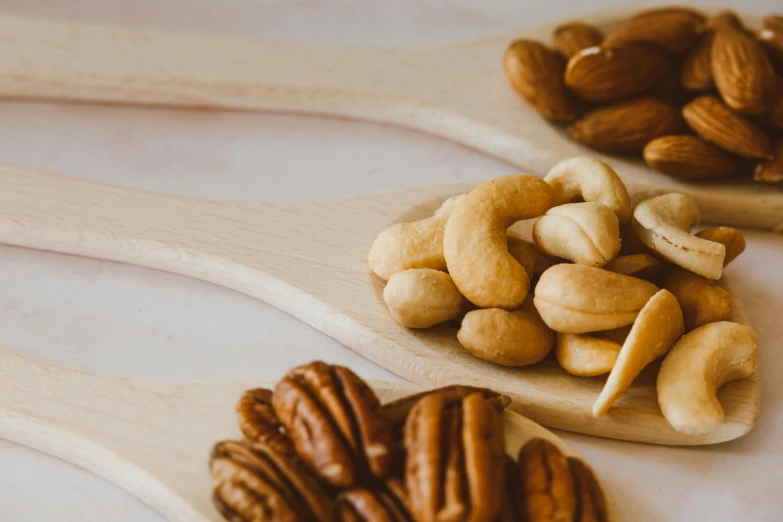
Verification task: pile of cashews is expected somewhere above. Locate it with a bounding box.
[368,157,758,436]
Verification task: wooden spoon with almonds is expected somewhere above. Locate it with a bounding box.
[0,10,780,231]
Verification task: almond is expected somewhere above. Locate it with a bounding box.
[764,15,783,33]
[769,77,783,129]
[552,23,604,58]
[754,139,783,184]
[711,27,778,114]
[503,39,577,121]
[565,45,668,102]
[682,95,774,159]
[759,28,783,72]
[643,135,738,180]
[706,11,742,31]
[680,33,714,91]
[603,8,705,55]
[568,97,682,153]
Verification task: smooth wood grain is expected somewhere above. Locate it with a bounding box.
[0,347,600,522]
[0,11,780,231]
[0,163,762,445]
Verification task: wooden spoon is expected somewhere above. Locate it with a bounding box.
[0,163,760,445]
[0,346,604,521]
[0,12,780,231]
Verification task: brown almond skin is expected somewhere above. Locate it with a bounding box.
[504,39,577,121]
[759,29,783,73]
[568,97,682,153]
[682,95,774,159]
[644,135,738,180]
[681,33,714,91]
[565,45,669,102]
[707,11,743,31]
[695,227,746,266]
[768,78,783,129]
[712,27,778,114]
[754,138,783,184]
[764,15,783,33]
[552,23,604,58]
[603,9,705,55]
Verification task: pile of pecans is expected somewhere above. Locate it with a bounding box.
[503,7,783,183]
[208,361,607,521]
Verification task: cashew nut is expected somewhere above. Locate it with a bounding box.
[661,266,733,331]
[543,157,632,223]
[534,264,659,333]
[604,253,663,281]
[506,235,538,278]
[695,226,746,267]
[457,299,554,366]
[368,195,465,280]
[555,333,622,377]
[658,321,758,435]
[444,175,554,309]
[593,289,684,416]
[632,193,726,280]
[383,269,463,328]
[532,202,621,267]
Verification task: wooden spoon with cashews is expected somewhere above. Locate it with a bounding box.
[0,157,762,444]
[0,10,781,231]
[0,347,622,521]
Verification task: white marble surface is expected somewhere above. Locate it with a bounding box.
[0,0,781,520]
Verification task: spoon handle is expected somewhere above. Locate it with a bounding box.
[0,15,440,115]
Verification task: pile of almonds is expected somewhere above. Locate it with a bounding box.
[209,362,608,521]
[504,7,783,183]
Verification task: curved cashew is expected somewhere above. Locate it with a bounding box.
[695,226,746,267]
[658,321,758,435]
[507,235,538,278]
[534,264,659,333]
[604,253,663,281]
[593,289,684,416]
[457,299,554,366]
[632,193,726,280]
[383,269,463,328]
[661,266,733,331]
[533,202,621,267]
[368,195,465,280]
[544,157,632,223]
[444,175,554,309]
[555,333,621,376]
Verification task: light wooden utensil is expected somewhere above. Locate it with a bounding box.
[1,346,609,522]
[0,11,781,231]
[0,163,761,445]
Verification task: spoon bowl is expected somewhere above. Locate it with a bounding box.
[0,163,761,445]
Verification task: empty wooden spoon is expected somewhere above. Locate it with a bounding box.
[0,346,614,521]
[0,11,780,231]
[0,163,761,445]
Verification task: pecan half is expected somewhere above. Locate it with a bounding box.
[273,361,393,487]
[209,440,334,522]
[237,388,294,455]
[569,458,608,522]
[338,477,413,522]
[404,392,505,522]
[383,385,511,436]
[516,438,576,522]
